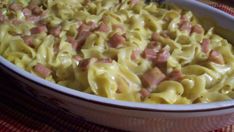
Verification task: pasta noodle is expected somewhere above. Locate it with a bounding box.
[0,0,234,104]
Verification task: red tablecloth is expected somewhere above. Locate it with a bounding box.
[1,0,234,131]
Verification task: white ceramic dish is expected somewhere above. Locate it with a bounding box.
[1,0,234,131]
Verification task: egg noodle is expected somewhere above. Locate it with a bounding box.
[1,0,234,104]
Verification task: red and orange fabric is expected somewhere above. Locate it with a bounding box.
[1,0,234,131]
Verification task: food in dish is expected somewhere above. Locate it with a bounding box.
[0,0,234,104]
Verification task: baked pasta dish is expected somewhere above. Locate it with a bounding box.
[0,0,234,104]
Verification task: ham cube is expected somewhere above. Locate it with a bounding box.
[130,0,139,6]
[23,8,32,17]
[79,58,97,70]
[9,3,23,11]
[77,30,91,50]
[154,49,170,64]
[192,24,204,34]
[49,26,61,37]
[22,36,33,47]
[31,25,47,34]
[140,88,151,99]
[34,63,52,78]
[73,55,83,61]
[168,69,183,81]
[208,50,225,64]
[151,32,160,41]
[141,67,166,88]
[179,21,192,32]
[201,38,210,54]
[67,36,78,50]
[108,33,126,48]
[131,49,141,60]
[97,23,110,32]
[142,49,157,60]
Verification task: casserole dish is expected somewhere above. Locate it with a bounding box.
[0,0,234,131]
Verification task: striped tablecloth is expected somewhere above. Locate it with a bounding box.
[1,0,234,132]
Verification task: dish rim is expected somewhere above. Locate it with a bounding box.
[1,0,234,112]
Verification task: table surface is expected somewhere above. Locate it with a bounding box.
[1,0,234,132]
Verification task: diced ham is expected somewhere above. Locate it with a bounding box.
[151,32,160,41]
[180,15,188,23]
[77,30,91,50]
[154,49,170,64]
[112,24,125,32]
[9,3,23,11]
[179,21,192,32]
[73,55,83,61]
[142,48,157,60]
[28,0,40,10]
[98,58,112,63]
[140,88,151,99]
[26,15,41,23]
[0,12,6,23]
[32,6,43,15]
[31,25,48,34]
[168,69,183,81]
[34,63,52,78]
[23,8,32,17]
[22,36,33,47]
[141,67,166,88]
[130,0,139,6]
[87,21,97,30]
[97,23,110,32]
[147,41,161,53]
[11,18,22,25]
[67,36,78,49]
[131,49,141,60]
[108,33,126,48]
[201,38,210,54]
[78,23,91,32]
[49,26,61,37]
[208,50,225,64]
[79,58,97,70]
[191,24,203,34]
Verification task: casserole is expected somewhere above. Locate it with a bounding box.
[0,0,234,131]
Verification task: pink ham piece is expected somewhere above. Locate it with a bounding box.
[98,58,112,63]
[67,36,78,49]
[151,32,160,41]
[201,38,210,54]
[49,26,61,37]
[32,6,43,15]
[22,36,33,47]
[140,88,151,99]
[208,50,225,65]
[168,69,183,81]
[9,3,23,11]
[0,12,6,23]
[112,24,125,32]
[97,23,110,32]
[79,58,97,70]
[108,33,126,48]
[131,49,141,60]
[141,67,166,88]
[31,25,47,34]
[179,21,192,32]
[191,24,204,34]
[23,8,32,17]
[86,21,97,30]
[142,48,157,60]
[77,30,91,50]
[34,63,52,78]
[26,15,41,23]
[154,49,170,64]
[130,0,139,6]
